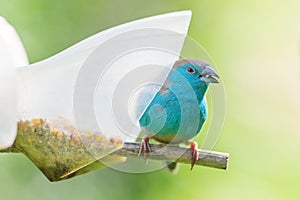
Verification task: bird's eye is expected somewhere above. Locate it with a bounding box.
[186,67,195,74]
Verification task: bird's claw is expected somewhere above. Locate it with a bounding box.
[138,137,151,162]
[190,141,199,170]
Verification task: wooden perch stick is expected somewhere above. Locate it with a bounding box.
[114,142,228,170]
[0,119,229,181]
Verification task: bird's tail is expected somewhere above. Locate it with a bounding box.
[164,161,180,174]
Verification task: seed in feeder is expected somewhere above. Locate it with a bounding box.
[32,118,43,125]
[71,134,79,141]
[57,132,64,140]
[85,132,92,139]
[94,135,108,143]
[110,137,123,147]
[52,129,58,135]
[70,135,79,145]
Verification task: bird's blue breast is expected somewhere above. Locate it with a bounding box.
[139,81,208,144]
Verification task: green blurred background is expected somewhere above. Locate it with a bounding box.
[0,0,300,199]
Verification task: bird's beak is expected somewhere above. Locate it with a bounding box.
[200,66,219,83]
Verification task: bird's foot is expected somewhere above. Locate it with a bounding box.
[138,137,151,162]
[190,141,199,170]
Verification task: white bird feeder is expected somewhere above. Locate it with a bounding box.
[0,11,192,161]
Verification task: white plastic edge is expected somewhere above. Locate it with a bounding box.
[28,10,192,68]
[0,16,28,149]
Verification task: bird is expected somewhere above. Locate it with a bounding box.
[138,58,219,171]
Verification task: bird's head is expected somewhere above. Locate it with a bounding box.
[172,58,219,88]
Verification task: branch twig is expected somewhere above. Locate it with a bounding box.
[114,142,228,170]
